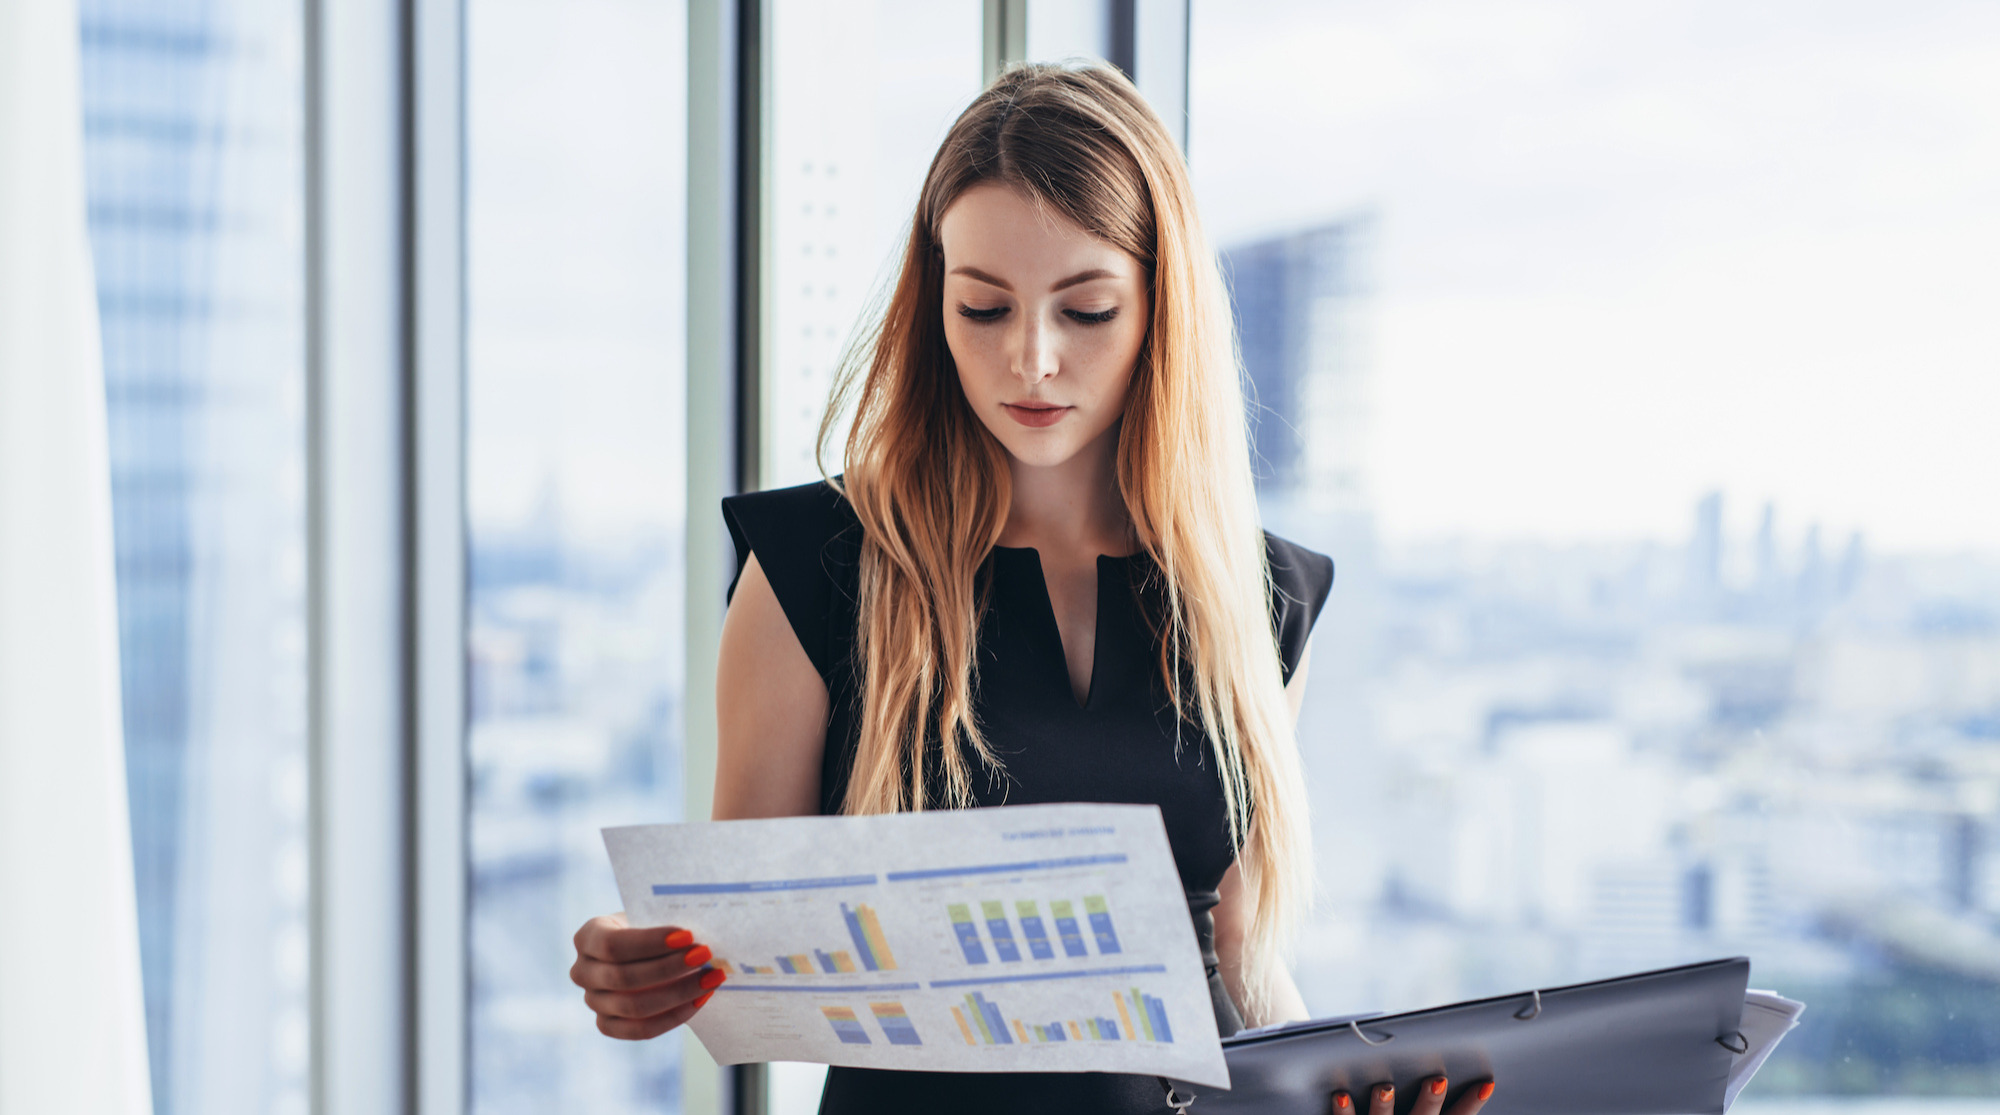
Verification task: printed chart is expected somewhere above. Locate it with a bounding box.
[603,803,1227,1087]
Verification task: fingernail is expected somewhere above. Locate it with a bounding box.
[694,991,714,1009]
[1378,1085,1394,1102]
[1334,1094,1351,1110]
[1477,1082,1495,1101]
[699,967,727,990]
[683,945,712,968]
[1430,1079,1447,1097]
[664,929,693,950]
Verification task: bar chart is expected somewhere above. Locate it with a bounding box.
[714,901,899,976]
[945,894,1122,964]
[947,988,1175,1046]
[821,1005,871,1045]
[869,1001,923,1046]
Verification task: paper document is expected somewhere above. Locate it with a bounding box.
[1726,989,1806,1108]
[603,803,1228,1087]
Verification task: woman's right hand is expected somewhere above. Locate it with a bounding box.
[571,912,727,1040]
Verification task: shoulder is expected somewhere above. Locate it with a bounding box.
[1262,531,1334,684]
[721,479,862,679]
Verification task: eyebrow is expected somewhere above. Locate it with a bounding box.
[948,266,1119,293]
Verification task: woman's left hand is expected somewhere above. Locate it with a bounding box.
[1330,1075,1495,1115]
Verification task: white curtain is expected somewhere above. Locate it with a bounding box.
[0,0,157,1111]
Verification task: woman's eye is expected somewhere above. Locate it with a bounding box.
[1065,307,1119,325]
[957,305,1008,322]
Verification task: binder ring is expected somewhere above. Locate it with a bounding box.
[1348,1019,1394,1046]
[1513,989,1542,1021]
[1717,1031,1749,1054]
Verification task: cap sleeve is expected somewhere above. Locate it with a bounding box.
[1264,532,1334,685]
[721,480,859,682]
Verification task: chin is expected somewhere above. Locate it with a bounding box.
[991,428,1085,470]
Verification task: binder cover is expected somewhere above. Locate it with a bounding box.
[1172,957,1752,1114]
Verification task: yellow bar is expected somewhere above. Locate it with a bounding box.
[1068,1021,1083,1040]
[831,951,856,973]
[714,959,735,975]
[952,1006,976,1045]
[1012,1020,1029,1044]
[788,954,810,973]
[859,905,899,970]
[1115,992,1135,1041]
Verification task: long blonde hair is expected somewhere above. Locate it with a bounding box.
[819,62,1310,1017]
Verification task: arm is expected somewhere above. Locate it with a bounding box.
[712,552,829,819]
[572,553,829,1041]
[1212,642,1316,1027]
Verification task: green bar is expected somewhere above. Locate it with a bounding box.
[1132,989,1155,1041]
[1034,1024,1046,1041]
[1085,895,1110,915]
[1051,899,1074,918]
[1016,899,1039,918]
[1087,1018,1101,1040]
[981,900,1006,920]
[966,994,995,1044]
[948,902,974,924]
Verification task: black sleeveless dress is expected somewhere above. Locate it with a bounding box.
[722,481,1333,1115]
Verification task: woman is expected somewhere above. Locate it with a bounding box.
[571,63,1494,1115]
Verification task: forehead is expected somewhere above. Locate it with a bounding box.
[937,183,1135,281]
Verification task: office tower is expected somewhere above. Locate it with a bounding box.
[78,2,310,1112]
[1221,218,1372,510]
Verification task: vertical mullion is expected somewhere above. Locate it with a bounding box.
[687,0,745,1110]
[306,0,412,1112]
[409,0,468,1112]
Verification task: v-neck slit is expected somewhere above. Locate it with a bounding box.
[995,546,1119,713]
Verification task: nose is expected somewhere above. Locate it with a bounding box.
[1012,312,1058,385]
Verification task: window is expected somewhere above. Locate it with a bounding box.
[1193,0,2000,1099]
[79,1,312,1112]
[465,0,689,1110]
[760,0,985,489]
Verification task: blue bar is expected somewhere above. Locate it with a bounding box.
[814,949,838,973]
[1089,909,1122,954]
[841,903,880,971]
[885,854,1128,882]
[1055,914,1088,957]
[828,1017,872,1045]
[952,919,988,965]
[1146,995,1173,1043]
[1019,914,1054,960]
[975,993,1012,1045]
[1099,1017,1120,1040]
[775,956,797,974]
[929,963,1168,989]
[879,1017,923,1046]
[653,873,878,894]
[985,905,1022,963]
[1047,1020,1067,1041]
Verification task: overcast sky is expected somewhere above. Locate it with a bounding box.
[1190,0,2000,552]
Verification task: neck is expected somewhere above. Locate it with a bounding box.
[995,421,1132,557]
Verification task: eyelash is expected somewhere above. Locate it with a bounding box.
[955,305,1120,326]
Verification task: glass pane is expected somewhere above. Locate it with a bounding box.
[465,1,688,1111]
[1193,0,2000,1104]
[762,0,985,489]
[78,2,312,1113]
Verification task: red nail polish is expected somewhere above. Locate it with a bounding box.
[699,967,727,990]
[1476,1082,1495,1101]
[1334,1094,1351,1110]
[683,945,712,968]
[1378,1085,1394,1101]
[1430,1079,1447,1097]
[694,991,714,1009]
[664,929,693,950]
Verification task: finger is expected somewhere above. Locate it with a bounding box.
[1329,1090,1355,1114]
[1443,1081,1496,1115]
[585,966,726,1020]
[576,916,696,964]
[570,942,714,993]
[595,986,716,1041]
[1410,1075,1449,1115]
[1368,1082,1395,1115]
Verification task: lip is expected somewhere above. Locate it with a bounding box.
[1003,402,1071,428]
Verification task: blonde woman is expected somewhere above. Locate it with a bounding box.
[572,63,1493,1115]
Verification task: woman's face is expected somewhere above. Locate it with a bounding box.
[938,183,1150,471]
